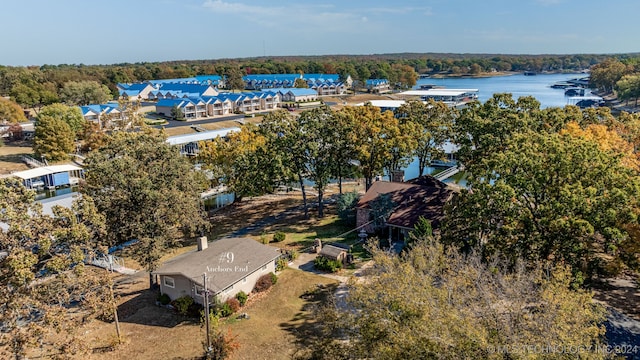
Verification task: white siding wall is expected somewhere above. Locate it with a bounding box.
[216,259,276,303]
[159,260,278,306]
[159,274,194,301]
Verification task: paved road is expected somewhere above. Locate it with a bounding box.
[605,309,640,359]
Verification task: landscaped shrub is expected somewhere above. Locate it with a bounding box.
[216,302,233,317]
[157,293,171,305]
[270,272,278,285]
[235,291,248,306]
[225,298,241,313]
[272,231,286,243]
[314,256,343,273]
[173,295,194,316]
[276,257,288,271]
[254,273,274,292]
[290,250,299,261]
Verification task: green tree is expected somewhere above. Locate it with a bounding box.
[0,179,111,359]
[453,93,540,172]
[33,111,75,161]
[223,66,246,91]
[590,58,628,93]
[171,105,185,121]
[341,104,399,190]
[408,216,433,244]
[328,110,357,194]
[197,124,282,202]
[260,110,312,218]
[396,99,456,176]
[297,107,337,217]
[82,129,209,286]
[297,240,606,360]
[9,80,58,114]
[337,191,360,226]
[443,131,640,279]
[38,103,86,135]
[0,97,27,123]
[294,78,309,88]
[616,74,640,107]
[59,80,112,106]
[388,63,418,89]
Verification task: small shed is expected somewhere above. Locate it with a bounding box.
[319,244,350,264]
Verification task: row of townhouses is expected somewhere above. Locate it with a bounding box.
[80,73,393,123]
[117,73,353,100]
[81,86,320,123]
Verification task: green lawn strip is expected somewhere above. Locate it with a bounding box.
[264,215,354,249]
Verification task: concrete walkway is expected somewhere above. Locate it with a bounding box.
[291,251,375,311]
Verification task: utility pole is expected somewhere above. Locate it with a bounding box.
[203,273,211,355]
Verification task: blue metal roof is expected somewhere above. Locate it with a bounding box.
[80,103,121,116]
[194,75,222,85]
[119,89,141,97]
[244,74,301,82]
[156,98,192,108]
[304,74,340,81]
[283,88,318,96]
[153,83,215,96]
[149,78,199,85]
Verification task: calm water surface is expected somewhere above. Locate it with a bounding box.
[415,73,591,109]
[404,73,593,184]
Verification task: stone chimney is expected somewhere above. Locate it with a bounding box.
[390,170,405,183]
[197,236,208,251]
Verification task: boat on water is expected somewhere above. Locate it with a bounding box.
[524,71,537,76]
[551,81,574,89]
[551,77,590,89]
[567,95,604,108]
[417,84,445,90]
[564,87,586,97]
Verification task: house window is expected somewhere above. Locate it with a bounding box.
[195,285,205,297]
[261,265,267,272]
[223,285,233,294]
[164,276,175,289]
[243,278,247,284]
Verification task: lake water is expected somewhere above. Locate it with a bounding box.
[415,73,591,109]
[402,73,593,185]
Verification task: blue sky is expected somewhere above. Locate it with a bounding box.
[2,0,639,66]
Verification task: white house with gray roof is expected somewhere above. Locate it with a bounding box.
[153,237,281,304]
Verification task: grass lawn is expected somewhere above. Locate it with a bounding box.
[227,269,338,360]
[0,142,33,174]
[260,214,354,249]
[82,268,337,360]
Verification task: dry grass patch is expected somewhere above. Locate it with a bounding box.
[80,268,336,360]
[227,269,338,360]
[0,142,33,174]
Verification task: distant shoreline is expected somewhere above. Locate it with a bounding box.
[423,70,586,80]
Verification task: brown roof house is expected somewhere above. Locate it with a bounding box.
[153,237,281,305]
[356,175,456,244]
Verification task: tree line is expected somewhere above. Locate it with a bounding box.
[590,57,640,106]
[2,53,637,112]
